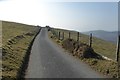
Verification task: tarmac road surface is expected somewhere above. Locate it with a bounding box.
[25,28,104,78]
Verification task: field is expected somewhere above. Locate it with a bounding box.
[2,21,40,78]
[48,28,118,78]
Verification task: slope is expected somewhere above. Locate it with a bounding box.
[2,21,40,79]
[51,28,116,60]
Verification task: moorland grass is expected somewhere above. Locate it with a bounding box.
[2,21,40,78]
[52,28,116,60]
[48,28,117,78]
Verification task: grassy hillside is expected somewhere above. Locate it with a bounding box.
[48,28,118,78]
[2,21,40,78]
[51,28,116,60]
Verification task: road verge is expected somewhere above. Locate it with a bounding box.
[48,29,118,78]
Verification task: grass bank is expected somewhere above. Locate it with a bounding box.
[51,28,116,60]
[2,21,40,79]
[48,28,118,78]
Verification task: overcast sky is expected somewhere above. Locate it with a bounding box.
[0,0,119,32]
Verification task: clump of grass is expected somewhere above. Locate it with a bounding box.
[82,58,117,78]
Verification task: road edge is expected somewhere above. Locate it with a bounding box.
[17,27,42,79]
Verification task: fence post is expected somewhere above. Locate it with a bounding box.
[89,33,92,47]
[116,35,120,62]
[77,32,79,42]
[58,31,60,40]
[62,32,64,40]
[116,35,120,78]
[69,32,71,39]
[57,31,59,39]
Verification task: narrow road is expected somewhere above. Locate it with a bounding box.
[25,28,104,78]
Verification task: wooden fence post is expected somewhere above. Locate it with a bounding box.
[69,32,71,39]
[54,30,56,37]
[52,29,55,36]
[116,35,120,62]
[58,31,60,40]
[89,33,92,47]
[77,32,79,42]
[116,35,120,78]
[62,32,64,40]
[57,31,59,39]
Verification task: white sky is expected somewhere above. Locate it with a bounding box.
[0,0,119,32]
[0,0,52,26]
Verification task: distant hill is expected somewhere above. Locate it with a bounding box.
[82,30,118,44]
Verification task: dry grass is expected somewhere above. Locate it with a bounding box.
[2,21,40,78]
[82,58,117,78]
[48,28,118,78]
[51,28,116,60]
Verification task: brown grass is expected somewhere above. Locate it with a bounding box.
[48,29,118,78]
[2,21,40,78]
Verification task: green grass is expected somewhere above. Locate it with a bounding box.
[51,28,116,60]
[2,21,40,78]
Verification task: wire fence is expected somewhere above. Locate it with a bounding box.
[49,27,120,78]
